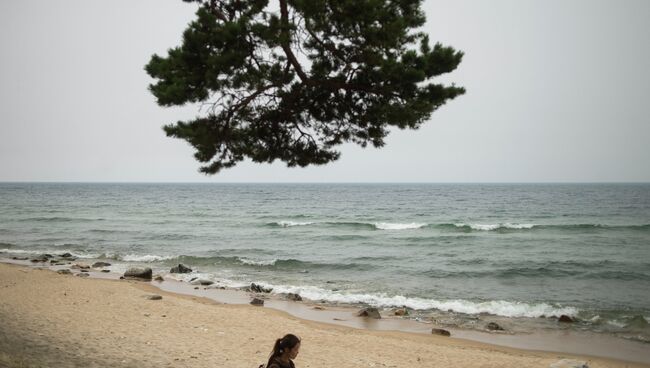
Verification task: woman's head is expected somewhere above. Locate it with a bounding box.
[267,334,301,365]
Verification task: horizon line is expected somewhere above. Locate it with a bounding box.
[1,181,649,185]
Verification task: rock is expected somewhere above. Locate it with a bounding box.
[146,295,163,300]
[50,259,59,264]
[431,328,451,337]
[357,307,381,319]
[250,283,272,293]
[313,306,325,310]
[194,286,199,290]
[154,275,164,282]
[101,269,110,273]
[189,277,198,282]
[76,273,90,278]
[92,262,111,268]
[549,359,589,368]
[80,269,89,273]
[250,298,264,306]
[486,322,504,331]
[190,279,214,286]
[42,254,53,259]
[60,252,73,258]
[123,267,153,280]
[57,269,72,275]
[285,293,302,301]
[30,256,48,263]
[559,315,574,323]
[11,257,28,261]
[71,263,90,270]
[170,264,192,273]
[393,308,408,316]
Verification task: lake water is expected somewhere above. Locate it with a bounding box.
[1,183,648,342]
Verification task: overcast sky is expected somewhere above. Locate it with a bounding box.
[1,0,648,182]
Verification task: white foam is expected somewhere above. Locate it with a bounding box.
[607,319,627,328]
[0,248,100,258]
[455,223,536,231]
[238,257,277,266]
[118,254,175,262]
[374,222,427,230]
[169,272,250,289]
[1,248,46,255]
[277,221,315,227]
[264,284,577,318]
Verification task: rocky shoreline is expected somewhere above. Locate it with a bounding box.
[4,262,647,368]
[2,255,650,365]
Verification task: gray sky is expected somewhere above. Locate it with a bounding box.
[1,0,648,182]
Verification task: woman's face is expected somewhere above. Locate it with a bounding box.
[288,342,300,359]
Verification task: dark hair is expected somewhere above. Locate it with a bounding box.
[266,334,300,367]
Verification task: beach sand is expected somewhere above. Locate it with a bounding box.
[0,263,645,368]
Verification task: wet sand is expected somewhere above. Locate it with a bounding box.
[0,262,648,368]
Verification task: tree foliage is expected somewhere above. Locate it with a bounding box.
[146,0,465,174]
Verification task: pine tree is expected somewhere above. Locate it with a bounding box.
[146,0,465,173]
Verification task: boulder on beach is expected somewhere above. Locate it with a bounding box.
[11,257,28,261]
[549,359,589,368]
[357,307,381,319]
[30,255,48,263]
[486,322,504,331]
[71,263,90,270]
[250,283,272,293]
[558,315,574,323]
[431,328,451,337]
[123,267,153,280]
[60,252,73,258]
[250,298,264,306]
[190,279,214,286]
[284,293,302,301]
[76,273,90,278]
[57,269,72,275]
[154,275,164,281]
[393,308,408,316]
[170,264,192,274]
[145,294,163,300]
[92,262,111,268]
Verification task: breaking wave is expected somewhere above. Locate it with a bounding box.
[266,283,579,318]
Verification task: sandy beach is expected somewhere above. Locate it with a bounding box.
[0,263,646,368]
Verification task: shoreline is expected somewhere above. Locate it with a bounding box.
[1,260,649,367]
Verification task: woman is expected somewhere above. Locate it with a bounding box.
[265,334,301,368]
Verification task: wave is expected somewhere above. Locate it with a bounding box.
[0,248,100,259]
[83,253,177,263]
[374,222,428,230]
[440,223,650,232]
[451,223,535,231]
[424,264,650,281]
[268,221,427,230]
[269,221,316,227]
[238,257,278,266]
[265,221,650,232]
[266,283,579,318]
[234,257,372,271]
[88,253,373,271]
[115,254,176,262]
